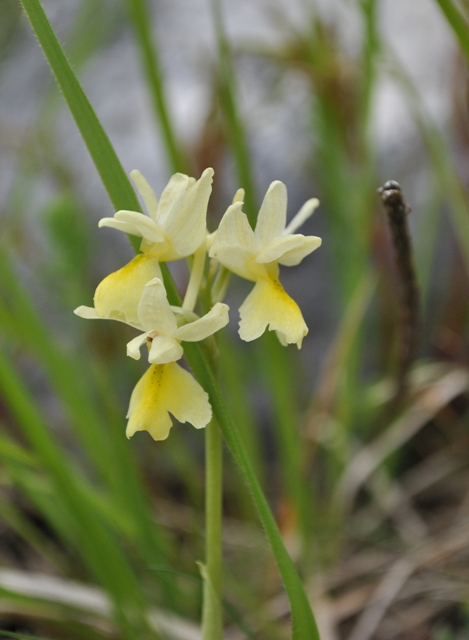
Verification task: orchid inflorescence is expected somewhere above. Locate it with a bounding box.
[75,168,321,441]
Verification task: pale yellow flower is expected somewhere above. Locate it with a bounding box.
[124,277,229,365]
[126,362,212,441]
[98,168,214,260]
[123,275,228,437]
[74,259,229,439]
[209,181,321,348]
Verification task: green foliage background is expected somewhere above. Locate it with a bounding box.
[1,0,469,638]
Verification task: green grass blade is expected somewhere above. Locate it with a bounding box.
[218,332,264,490]
[0,247,179,607]
[18,0,141,217]
[257,333,311,546]
[184,341,320,640]
[434,0,469,63]
[0,349,157,638]
[210,0,257,225]
[126,0,186,174]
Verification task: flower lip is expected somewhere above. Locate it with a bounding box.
[126,362,212,441]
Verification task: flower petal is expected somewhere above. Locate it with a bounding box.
[130,170,159,221]
[126,365,173,441]
[254,181,287,248]
[209,203,260,280]
[137,278,178,335]
[148,335,183,364]
[232,188,244,204]
[156,173,192,226]
[94,254,162,326]
[175,303,229,342]
[126,362,211,440]
[163,168,214,257]
[127,331,152,360]
[113,211,165,243]
[97,218,137,235]
[74,306,102,320]
[256,234,322,266]
[211,202,256,252]
[284,198,320,234]
[165,362,212,429]
[238,277,308,348]
[278,236,322,266]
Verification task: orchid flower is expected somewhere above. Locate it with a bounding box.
[125,362,212,441]
[209,181,321,348]
[99,168,214,260]
[124,277,229,365]
[75,268,229,440]
[123,274,230,440]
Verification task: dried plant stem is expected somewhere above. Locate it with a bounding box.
[379,181,421,396]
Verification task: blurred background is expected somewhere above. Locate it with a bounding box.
[1,0,469,638]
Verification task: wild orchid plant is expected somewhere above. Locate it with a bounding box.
[75,168,321,441]
[74,166,322,637]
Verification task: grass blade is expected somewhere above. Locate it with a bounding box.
[126,0,186,174]
[434,0,469,63]
[184,341,321,640]
[18,0,141,223]
[0,349,157,638]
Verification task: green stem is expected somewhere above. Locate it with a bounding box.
[202,419,224,640]
[210,0,257,226]
[126,0,186,174]
[183,245,207,311]
[184,341,321,640]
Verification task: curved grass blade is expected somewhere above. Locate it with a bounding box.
[18,0,141,230]
[210,0,257,225]
[183,342,320,640]
[434,0,469,64]
[18,1,321,635]
[126,0,186,174]
[0,350,156,639]
[0,631,51,640]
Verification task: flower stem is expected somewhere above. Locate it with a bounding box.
[183,245,206,312]
[202,418,223,640]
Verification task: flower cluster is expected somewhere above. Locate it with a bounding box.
[75,169,321,440]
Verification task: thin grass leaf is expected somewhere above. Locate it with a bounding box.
[210,0,257,225]
[18,0,142,252]
[434,0,469,64]
[0,631,51,640]
[126,0,186,174]
[0,349,157,639]
[184,340,321,640]
[257,333,312,547]
[218,332,264,492]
